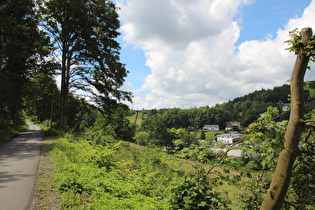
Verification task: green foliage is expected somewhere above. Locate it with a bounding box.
[67,95,98,132]
[0,0,53,131]
[141,114,172,146]
[48,103,315,209]
[93,105,135,142]
[39,0,132,129]
[171,140,231,209]
[59,177,84,194]
[41,77,315,210]
[286,112,315,209]
[236,176,268,210]
[81,129,116,147]
[24,72,98,134]
[239,103,315,208]
[0,110,27,143]
[169,128,197,148]
[50,138,182,209]
[169,169,230,210]
[285,28,315,60]
[200,130,206,140]
[23,72,60,123]
[133,131,150,146]
[133,83,293,134]
[35,120,62,137]
[241,107,287,170]
[284,28,304,54]
[175,141,215,162]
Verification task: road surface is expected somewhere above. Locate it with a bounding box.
[211,147,243,157]
[0,121,42,210]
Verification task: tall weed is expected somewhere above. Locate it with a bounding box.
[50,138,178,209]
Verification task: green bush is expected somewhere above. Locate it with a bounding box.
[81,129,116,146]
[0,110,27,143]
[43,127,60,137]
[169,169,230,209]
[50,138,181,209]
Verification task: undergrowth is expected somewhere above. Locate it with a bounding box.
[49,137,235,209]
[50,138,179,209]
[0,122,28,144]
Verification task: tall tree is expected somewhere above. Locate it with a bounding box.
[0,0,51,126]
[261,28,315,209]
[39,0,132,131]
[23,72,60,123]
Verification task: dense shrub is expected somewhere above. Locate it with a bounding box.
[50,138,179,209]
[169,169,230,209]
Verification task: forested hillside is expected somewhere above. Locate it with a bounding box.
[136,82,315,131]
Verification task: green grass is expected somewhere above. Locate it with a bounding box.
[38,131,266,209]
[33,137,59,209]
[128,111,145,126]
[195,130,224,140]
[49,138,178,209]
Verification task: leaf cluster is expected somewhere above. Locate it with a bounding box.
[169,168,230,210]
[285,28,315,62]
[241,107,287,170]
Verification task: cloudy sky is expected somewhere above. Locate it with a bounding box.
[116,0,315,109]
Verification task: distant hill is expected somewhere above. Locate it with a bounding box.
[232,84,290,104]
[131,81,315,130]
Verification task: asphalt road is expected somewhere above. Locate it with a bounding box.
[0,121,42,210]
[211,147,243,157]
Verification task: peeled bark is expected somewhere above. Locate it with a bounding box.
[260,27,313,209]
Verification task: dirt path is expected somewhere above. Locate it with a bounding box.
[0,121,42,210]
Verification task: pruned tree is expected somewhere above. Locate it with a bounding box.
[39,0,132,131]
[260,27,315,209]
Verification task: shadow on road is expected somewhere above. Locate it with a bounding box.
[0,171,32,189]
[0,121,42,209]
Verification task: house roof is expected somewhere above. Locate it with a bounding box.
[204,125,219,128]
[217,133,240,137]
[226,122,240,127]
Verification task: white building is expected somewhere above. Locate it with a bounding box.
[203,125,219,131]
[282,103,290,112]
[216,133,240,145]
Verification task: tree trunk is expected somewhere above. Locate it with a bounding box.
[59,43,67,130]
[59,39,71,131]
[260,27,313,209]
[61,55,71,131]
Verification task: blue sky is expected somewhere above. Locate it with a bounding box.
[236,0,312,44]
[116,0,315,109]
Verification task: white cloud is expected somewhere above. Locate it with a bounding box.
[119,0,315,109]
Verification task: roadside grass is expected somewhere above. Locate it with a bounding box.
[128,111,144,126]
[118,141,247,207]
[33,137,59,209]
[0,122,28,144]
[33,135,258,209]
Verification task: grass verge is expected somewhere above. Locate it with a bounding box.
[32,137,59,209]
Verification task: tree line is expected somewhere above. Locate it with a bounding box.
[139,82,314,131]
[132,82,314,149]
[0,0,131,142]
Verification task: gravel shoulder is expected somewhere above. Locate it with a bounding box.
[31,138,59,210]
